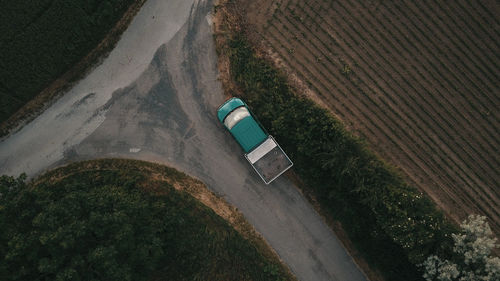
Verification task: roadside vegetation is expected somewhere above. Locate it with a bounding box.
[0,0,143,130]
[214,2,460,281]
[0,159,292,281]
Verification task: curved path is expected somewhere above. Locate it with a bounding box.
[0,1,367,280]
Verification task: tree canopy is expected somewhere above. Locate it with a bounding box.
[0,162,288,281]
[422,215,500,281]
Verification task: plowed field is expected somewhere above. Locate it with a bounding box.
[242,0,500,236]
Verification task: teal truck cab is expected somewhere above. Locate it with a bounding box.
[217,97,293,184]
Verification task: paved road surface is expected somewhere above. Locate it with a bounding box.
[0,1,368,280]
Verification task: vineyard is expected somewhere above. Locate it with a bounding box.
[243,0,500,236]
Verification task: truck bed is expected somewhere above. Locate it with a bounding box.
[245,136,293,184]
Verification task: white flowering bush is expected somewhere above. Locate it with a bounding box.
[422,215,500,281]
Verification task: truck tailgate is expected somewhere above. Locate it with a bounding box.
[245,136,293,184]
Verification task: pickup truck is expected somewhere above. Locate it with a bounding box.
[217,97,293,184]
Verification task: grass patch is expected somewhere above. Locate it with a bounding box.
[0,159,292,281]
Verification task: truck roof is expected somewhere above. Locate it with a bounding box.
[217,97,245,122]
[217,97,268,153]
[230,115,267,153]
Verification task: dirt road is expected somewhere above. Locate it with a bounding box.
[0,1,367,280]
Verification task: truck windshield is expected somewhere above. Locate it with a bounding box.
[224,106,250,129]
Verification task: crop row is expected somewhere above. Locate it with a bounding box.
[271,1,466,196]
[309,0,499,193]
[258,0,500,229]
[455,0,500,52]
[378,0,499,130]
[296,0,496,205]
[323,0,498,225]
[401,0,499,92]
[392,0,498,107]
[367,0,500,192]
[351,0,499,145]
[328,0,500,197]
[318,0,498,221]
[263,12,473,208]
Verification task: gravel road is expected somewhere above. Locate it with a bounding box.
[0,1,368,280]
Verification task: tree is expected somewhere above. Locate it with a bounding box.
[0,173,26,201]
[422,215,500,281]
[0,164,292,281]
[0,172,169,281]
